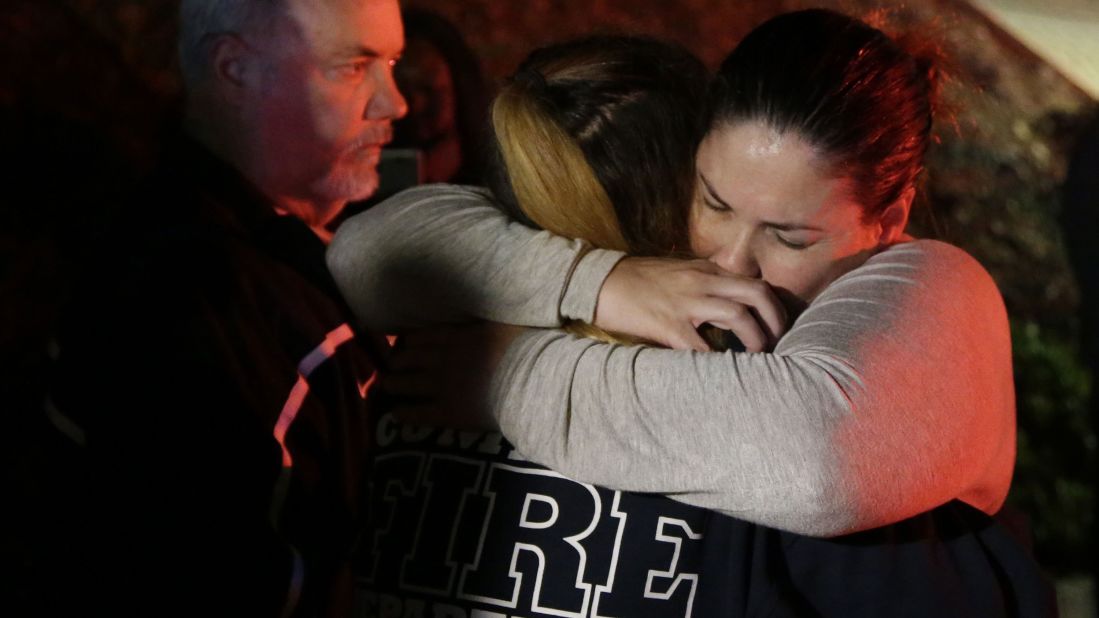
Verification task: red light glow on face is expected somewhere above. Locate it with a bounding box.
[247,0,408,222]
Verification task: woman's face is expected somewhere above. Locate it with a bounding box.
[690,120,888,315]
[396,37,457,143]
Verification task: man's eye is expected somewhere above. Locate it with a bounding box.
[334,62,368,79]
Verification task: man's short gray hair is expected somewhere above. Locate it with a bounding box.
[177,0,281,87]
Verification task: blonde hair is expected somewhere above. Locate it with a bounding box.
[491,71,636,345]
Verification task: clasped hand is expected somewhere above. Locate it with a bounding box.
[594,256,786,352]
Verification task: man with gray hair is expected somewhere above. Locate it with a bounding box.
[178,0,406,238]
[50,0,406,615]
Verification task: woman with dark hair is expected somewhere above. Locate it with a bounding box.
[332,10,1053,616]
[390,8,490,184]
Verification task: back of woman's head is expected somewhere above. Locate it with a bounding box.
[709,9,941,220]
[489,36,708,256]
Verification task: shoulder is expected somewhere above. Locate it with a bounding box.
[332,184,495,243]
[375,183,495,210]
[879,236,1002,292]
[861,240,1010,351]
[864,238,978,269]
[857,239,1002,300]
[802,239,1008,347]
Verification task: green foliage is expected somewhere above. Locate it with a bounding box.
[1008,320,1096,574]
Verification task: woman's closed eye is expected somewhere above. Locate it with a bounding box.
[703,197,731,213]
[772,229,811,250]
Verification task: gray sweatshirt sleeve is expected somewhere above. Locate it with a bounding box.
[489,241,1016,537]
[327,188,1014,537]
[326,184,625,331]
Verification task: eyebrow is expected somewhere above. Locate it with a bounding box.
[334,45,397,60]
[699,173,824,233]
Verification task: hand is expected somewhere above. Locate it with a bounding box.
[594,257,787,352]
[378,322,527,428]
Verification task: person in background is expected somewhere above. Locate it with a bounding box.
[49,0,406,615]
[391,7,490,185]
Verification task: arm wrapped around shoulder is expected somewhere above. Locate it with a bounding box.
[489,240,1015,537]
[327,184,623,332]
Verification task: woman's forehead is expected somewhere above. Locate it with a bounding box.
[697,121,861,227]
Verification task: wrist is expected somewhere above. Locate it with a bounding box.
[562,249,628,324]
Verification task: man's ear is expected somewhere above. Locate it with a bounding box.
[877,184,915,245]
[209,33,256,102]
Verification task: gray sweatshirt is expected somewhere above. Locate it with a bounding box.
[327,184,1015,537]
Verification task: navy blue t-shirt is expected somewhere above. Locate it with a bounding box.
[353,413,1054,618]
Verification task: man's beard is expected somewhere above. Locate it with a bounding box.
[310,146,382,206]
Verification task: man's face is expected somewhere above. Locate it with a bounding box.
[247,0,407,218]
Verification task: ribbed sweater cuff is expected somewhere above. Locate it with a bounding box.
[559,249,627,323]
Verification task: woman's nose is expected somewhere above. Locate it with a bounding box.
[711,233,760,278]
